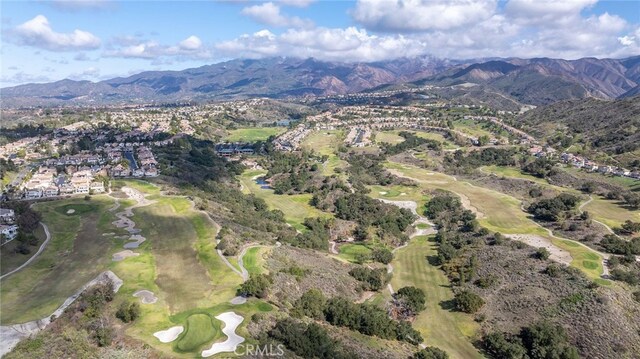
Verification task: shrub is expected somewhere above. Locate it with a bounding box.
[349,267,390,291]
[454,290,485,314]
[521,322,579,359]
[237,274,272,298]
[371,248,393,264]
[115,301,140,323]
[483,332,527,359]
[293,289,326,320]
[411,347,450,359]
[395,286,426,314]
[535,247,550,260]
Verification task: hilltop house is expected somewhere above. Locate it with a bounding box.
[1,224,18,242]
[0,208,15,224]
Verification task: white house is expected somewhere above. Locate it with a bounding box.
[1,224,18,242]
[0,208,15,224]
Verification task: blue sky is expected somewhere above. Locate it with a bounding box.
[1,0,639,87]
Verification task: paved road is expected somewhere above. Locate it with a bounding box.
[0,223,51,280]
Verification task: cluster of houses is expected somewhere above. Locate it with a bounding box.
[214,143,256,157]
[22,166,106,200]
[109,145,159,177]
[0,208,18,243]
[560,152,640,179]
[345,127,372,147]
[273,125,312,151]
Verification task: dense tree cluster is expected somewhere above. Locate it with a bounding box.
[238,274,272,298]
[291,290,423,345]
[382,132,442,156]
[599,235,640,255]
[394,286,426,317]
[335,193,415,244]
[527,193,580,221]
[614,221,640,236]
[483,322,579,359]
[410,347,450,359]
[324,297,423,344]
[115,301,140,323]
[348,267,390,291]
[269,318,351,359]
[521,157,557,178]
[454,290,485,314]
[444,148,518,173]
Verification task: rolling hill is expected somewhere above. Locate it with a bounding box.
[1,55,639,107]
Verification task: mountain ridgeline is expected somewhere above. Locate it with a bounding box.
[1,55,639,107]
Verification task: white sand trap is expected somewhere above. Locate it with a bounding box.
[66,209,75,214]
[507,234,572,265]
[133,290,158,304]
[112,250,139,261]
[153,326,184,343]
[400,192,406,196]
[201,312,245,357]
[124,234,146,249]
[379,191,388,195]
[230,296,247,305]
[102,232,116,237]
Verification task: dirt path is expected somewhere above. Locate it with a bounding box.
[0,271,122,356]
[0,223,51,280]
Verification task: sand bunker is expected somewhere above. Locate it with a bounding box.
[124,234,146,249]
[507,234,572,266]
[133,290,158,304]
[112,250,139,261]
[201,312,245,357]
[230,296,247,305]
[66,209,75,214]
[379,191,387,195]
[153,326,184,343]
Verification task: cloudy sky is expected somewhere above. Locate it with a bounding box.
[1,0,639,87]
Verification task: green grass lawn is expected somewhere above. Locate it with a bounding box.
[481,166,639,229]
[337,243,373,263]
[242,246,270,275]
[386,161,543,235]
[176,313,220,353]
[0,223,47,275]
[225,127,285,142]
[376,130,458,150]
[452,118,496,138]
[367,184,429,210]
[385,161,607,279]
[375,131,405,144]
[300,130,348,177]
[392,236,481,358]
[0,195,119,324]
[581,195,640,229]
[238,169,332,231]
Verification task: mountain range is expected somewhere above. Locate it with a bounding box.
[2,55,639,108]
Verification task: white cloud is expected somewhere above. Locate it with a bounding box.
[241,2,313,28]
[179,35,202,50]
[12,15,101,51]
[278,0,315,7]
[216,27,429,62]
[352,0,497,32]
[105,35,210,60]
[505,0,597,24]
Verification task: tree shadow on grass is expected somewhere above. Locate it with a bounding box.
[426,255,441,266]
[439,299,458,312]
